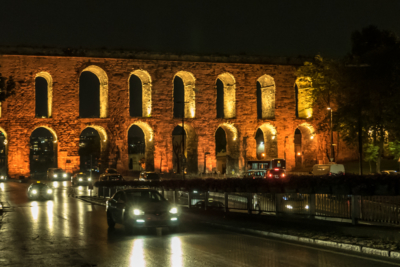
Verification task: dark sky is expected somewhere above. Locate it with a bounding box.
[1,1,399,57]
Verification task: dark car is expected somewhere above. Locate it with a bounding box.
[28,181,53,200]
[106,189,180,232]
[266,168,286,179]
[47,168,69,181]
[99,173,124,182]
[194,200,225,210]
[139,172,160,182]
[71,172,93,185]
[104,168,119,174]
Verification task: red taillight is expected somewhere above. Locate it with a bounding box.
[268,174,273,178]
[274,168,279,171]
[329,172,332,176]
[281,173,285,178]
[253,176,255,179]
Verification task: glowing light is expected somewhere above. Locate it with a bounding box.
[130,239,145,267]
[310,136,314,140]
[171,237,182,267]
[305,205,309,209]
[47,201,54,232]
[147,107,151,116]
[31,201,39,221]
[78,186,83,191]
[62,181,67,187]
[297,152,301,156]
[0,183,4,190]
[286,205,293,210]
[190,108,195,118]
[272,136,275,140]
[53,182,59,188]
[3,140,7,145]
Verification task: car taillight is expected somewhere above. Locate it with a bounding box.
[281,173,285,178]
[268,174,272,178]
[329,172,332,176]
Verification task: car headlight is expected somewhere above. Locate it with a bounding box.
[133,209,145,215]
[79,178,83,181]
[169,207,178,214]
[88,178,91,181]
[63,174,67,178]
[32,189,37,194]
[47,189,52,194]
[53,174,57,178]
[0,176,4,179]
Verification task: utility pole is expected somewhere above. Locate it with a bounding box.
[327,107,335,162]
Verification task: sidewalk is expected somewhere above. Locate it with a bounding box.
[76,195,400,259]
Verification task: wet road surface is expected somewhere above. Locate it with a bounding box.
[1,181,400,267]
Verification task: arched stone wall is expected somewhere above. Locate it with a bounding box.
[127,121,155,171]
[296,123,317,167]
[256,123,278,159]
[216,73,236,119]
[81,66,108,118]
[295,77,313,119]
[173,71,196,118]
[257,75,275,119]
[129,69,152,117]
[35,72,53,118]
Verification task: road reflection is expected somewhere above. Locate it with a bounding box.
[130,239,145,267]
[53,181,59,188]
[171,237,182,267]
[31,201,39,221]
[47,201,54,233]
[0,182,4,190]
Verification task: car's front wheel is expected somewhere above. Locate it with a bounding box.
[107,211,115,228]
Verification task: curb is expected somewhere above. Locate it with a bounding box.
[205,222,397,259]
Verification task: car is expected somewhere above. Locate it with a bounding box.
[106,189,180,232]
[194,200,225,210]
[243,170,265,179]
[104,168,119,174]
[47,168,69,181]
[266,168,286,179]
[99,173,124,182]
[382,170,398,175]
[71,172,93,185]
[27,181,53,200]
[312,163,345,176]
[139,171,160,182]
[0,174,7,181]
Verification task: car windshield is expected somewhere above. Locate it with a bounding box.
[126,191,166,203]
[107,169,118,174]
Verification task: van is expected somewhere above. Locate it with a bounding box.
[312,163,345,176]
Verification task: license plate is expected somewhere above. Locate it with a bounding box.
[275,175,279,178]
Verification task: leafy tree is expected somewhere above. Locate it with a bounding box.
[388,141,400,171]
[363,143,379,173]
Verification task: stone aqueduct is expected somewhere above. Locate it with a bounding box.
[0,52,347,177]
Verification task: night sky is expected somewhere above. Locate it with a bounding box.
[1,1,399,58]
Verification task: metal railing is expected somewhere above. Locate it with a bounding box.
[95,186,400,225]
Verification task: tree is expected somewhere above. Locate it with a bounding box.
[363,143,379,173]
[388,141,400,171]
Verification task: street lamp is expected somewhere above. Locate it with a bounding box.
[327,107,335,162]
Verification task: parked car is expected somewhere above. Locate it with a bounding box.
[312,163,345,176]
[139,172,160,182]
[99,173,124,182]
[381,170,398,175]
[47,168,69,181]
[265,168,286,179]
[27,181,53,200]
[71,172,93,185]
[243,170,265,179]
[106,189,180,232]
[194,200,225,210]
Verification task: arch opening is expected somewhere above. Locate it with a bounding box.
[79,126,108,171]
[257,75,275,119]
[295,77,313,119]
[173,71,196,119]
[216,73,236,119]
[256,123,278,160]
[129,70,152,117]
[30,127,57,174]
[294,123,317,169]
[215,123,239,175]
[0,129,7,175]
[80,66,108,118]
[35,72,53,118]
[172,124,197,174]
[128,122,154,171]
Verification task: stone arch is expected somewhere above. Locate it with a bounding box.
[173,71,196,118]
[295,77,313,119]
[257,75,275,119]
[216,73,236,119]
[215,122,239,174]
[29,125,58,172]
[127,121,154,171]
[294,123,317,168]
[129,69,152,117]
[81,65,108,118]
[35,72,53,118]
[255,123,278,159]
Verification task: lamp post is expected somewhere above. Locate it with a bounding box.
[327,107,335,162]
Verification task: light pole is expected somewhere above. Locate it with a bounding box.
[327,107,335,162]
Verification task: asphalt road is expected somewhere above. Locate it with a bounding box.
[1,181,400,267]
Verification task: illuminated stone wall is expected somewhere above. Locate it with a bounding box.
[0,53,356,177]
